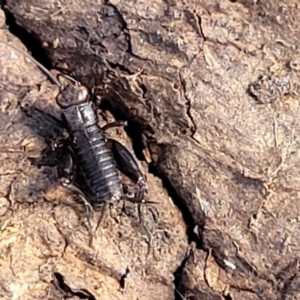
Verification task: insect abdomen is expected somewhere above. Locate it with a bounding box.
[71,125,122,204]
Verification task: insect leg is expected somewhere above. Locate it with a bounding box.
[106,139,159,256]
[94,202,109,235]
[102,120,128,131]
[103,121,148,201]
[57,147,76,186]
[106,138,146,202]
[29,136,68,168]
[57,148,94,233]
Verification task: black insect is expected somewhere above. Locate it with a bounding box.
[52,74,148,226]
[0,40,149,230]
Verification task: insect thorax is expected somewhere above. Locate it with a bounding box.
[62,102,98,132]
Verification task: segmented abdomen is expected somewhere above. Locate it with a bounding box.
[70,124,122,204]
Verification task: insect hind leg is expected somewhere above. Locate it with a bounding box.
[102,120,128,131]
[57,149,95,237]
[106,138,147,202]
[94,202,109,235]
[102,122,147,203]
[93,189,122,233]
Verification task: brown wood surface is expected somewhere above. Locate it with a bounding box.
[0,0,300,299]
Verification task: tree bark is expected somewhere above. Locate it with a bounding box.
[1,0,300,299]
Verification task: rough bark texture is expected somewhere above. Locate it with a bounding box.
[1,0,300,299]
[0,8,187,300]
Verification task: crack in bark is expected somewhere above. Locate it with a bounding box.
[178,70,198,140]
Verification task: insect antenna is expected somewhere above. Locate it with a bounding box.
[0,40,63,89]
